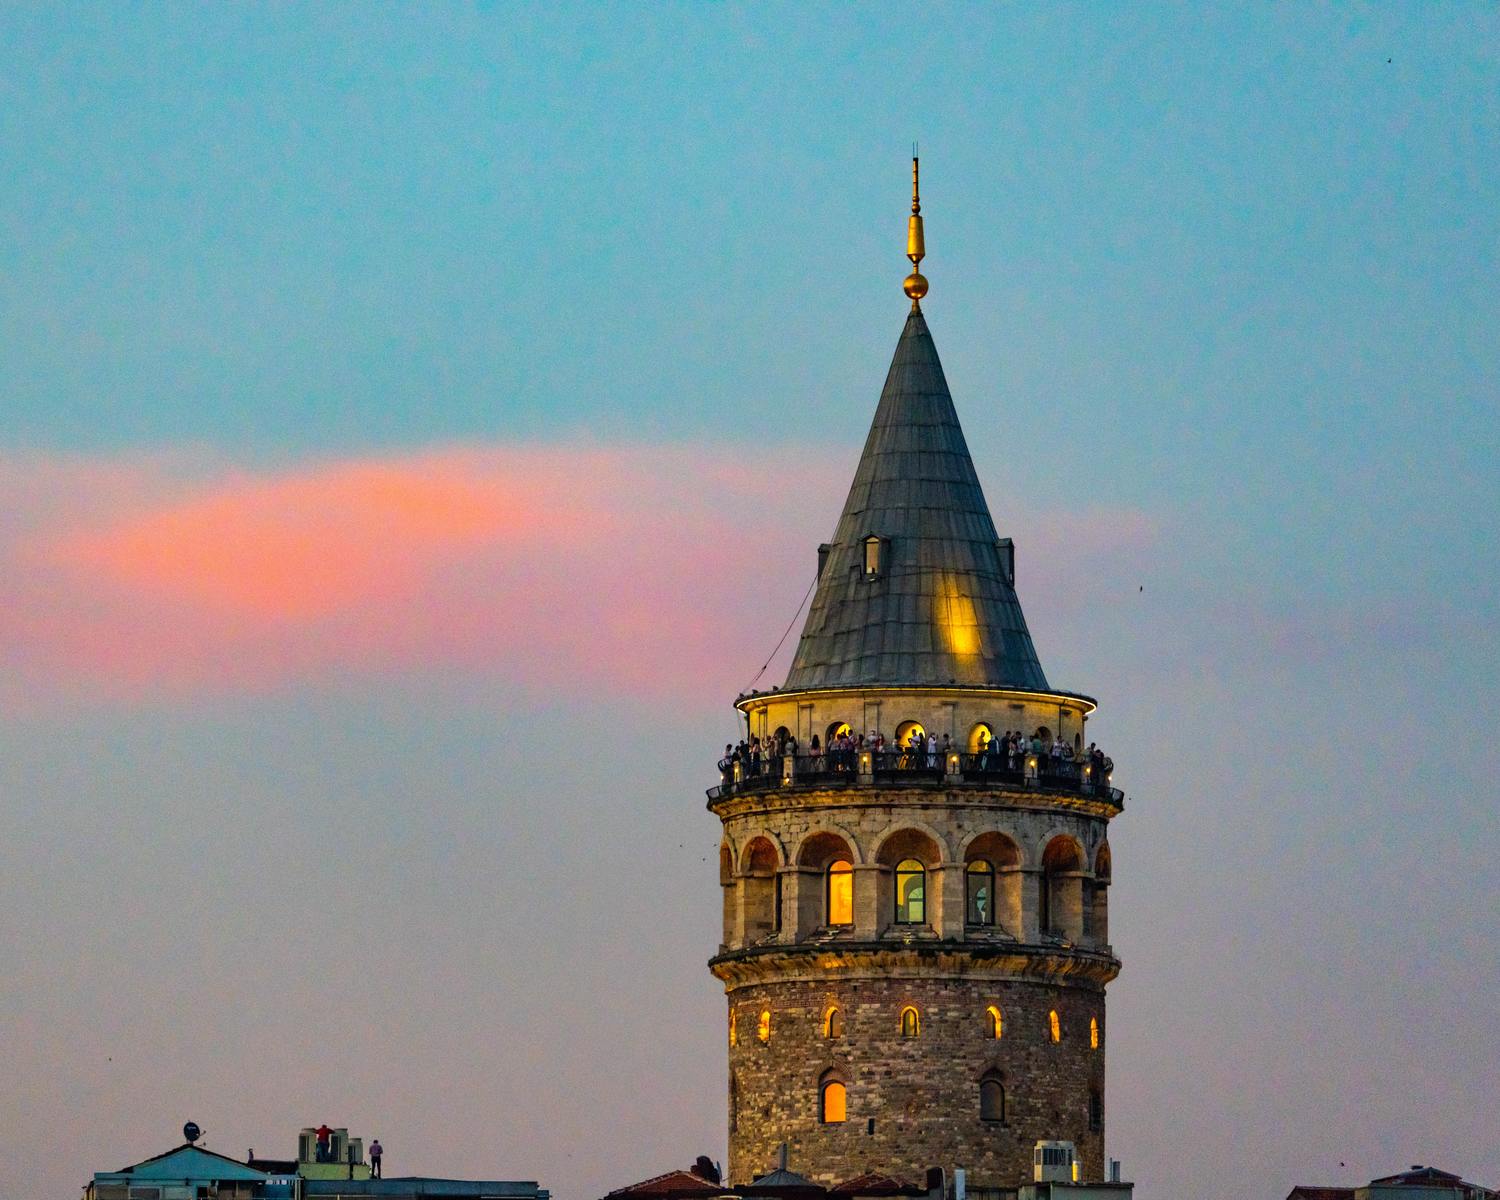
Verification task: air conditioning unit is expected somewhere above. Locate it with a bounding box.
[1033,1142,1078,1184]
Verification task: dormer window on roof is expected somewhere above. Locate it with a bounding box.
[863,534,888,579]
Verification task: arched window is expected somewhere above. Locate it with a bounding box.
[966,859,995,926]
[863,535,884,578]
[757,1010,771,1043]
[827,859,853,926]
[1048,1010,1061,1043]
[894,859,926,924]
[900,1006,920,1037]
[1088,1089,1102,1131]
[979,1075,1006,1123]
[825,1007,843,1039]
[985,1005,1003,1039]
[968,723,993,754]
[820,1072,847,1123]
[1090,1017,1100,1050]
[894,720,926,750]
[729,1009,737,1046]
[827,721,852,743]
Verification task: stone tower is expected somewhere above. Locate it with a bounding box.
[709,162,1121,1193]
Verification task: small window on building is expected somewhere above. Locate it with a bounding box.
[980,1076,1006,1123]
[827,859,853,926]
[863,535,884,577]
[757,1009,771,1042]
[729,1009,737,1046]
[825,1007,844,1038]
[900,1005,921,1037]
[1089,1089,1102,1131]
[895,859,926,924]
[729,1073,739,1132]
[967,859,994,926]
[821,1074,847,1123]
[1090,1017,1100,1050]
[986,1005,1003,1039]
[1048,1010,1061,1043]
[773,873,783,932]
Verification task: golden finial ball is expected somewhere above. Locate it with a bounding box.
[903,272,928,301]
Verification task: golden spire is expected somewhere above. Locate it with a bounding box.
[903,154,929,309]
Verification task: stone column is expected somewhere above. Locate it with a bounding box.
[998,865,1026,938]
[1017,866,1042,942]
[936,861,965,938]
[854,863,883,935]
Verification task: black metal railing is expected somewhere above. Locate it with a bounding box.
[707,749,1122,806]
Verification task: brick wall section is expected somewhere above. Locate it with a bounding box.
[726,975,1105,1189]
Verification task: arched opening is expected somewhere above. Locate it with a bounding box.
[900,1006,920,1037]
[741,837,780,941]
[827,859,854,926]
[824,1007,843,1039]
[1041,836,1086,940]
[894,720,926,759]
[757,1010,771,1043]
[820,1071,847,1123]
[979,1075,1006,1123]
[729,1073,738,1132]
[826,721,852,744]
[968,722,993,754]
[1090,1016,1100,1050]
[798,831,856,935]
[877,828,942,930]
[719,843,734,946]
[728,1008,737,1046]
[1092,843,1112,946]
[1048,1010,1061,1043]
[966,832,1022,933]
[986,1005,1003,1039]
[966,859,995,926]
[894,859,926,925]
[1088,1088,1102,1131]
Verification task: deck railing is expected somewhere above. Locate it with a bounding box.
[707,750,1122,807]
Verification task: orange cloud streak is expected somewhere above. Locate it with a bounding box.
[0,444,1157,710]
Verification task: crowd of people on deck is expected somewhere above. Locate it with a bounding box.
[717,727,1114,788]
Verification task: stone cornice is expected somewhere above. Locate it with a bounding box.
[708,784,1120,824]
[707,940,1120,991]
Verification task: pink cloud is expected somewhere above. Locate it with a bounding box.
[0,444,1158,710]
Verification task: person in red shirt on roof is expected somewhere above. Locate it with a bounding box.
[314,1125,333,1163]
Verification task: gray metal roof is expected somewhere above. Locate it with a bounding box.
[782,309,1049,692]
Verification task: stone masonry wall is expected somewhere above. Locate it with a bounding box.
[726,975,1105,1189]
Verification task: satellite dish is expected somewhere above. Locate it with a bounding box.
[184,1123,202,1145]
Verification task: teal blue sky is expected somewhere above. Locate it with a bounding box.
[1,8,1497,1200]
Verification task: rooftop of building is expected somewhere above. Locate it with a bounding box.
[1287,1165,1496,1200]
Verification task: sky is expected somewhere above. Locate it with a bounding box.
[1,5,1497,1200]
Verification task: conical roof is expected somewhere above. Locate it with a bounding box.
[782,309,1049,692]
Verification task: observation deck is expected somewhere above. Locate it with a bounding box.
[707,751,1124,811]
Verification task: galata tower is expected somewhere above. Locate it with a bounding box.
[710,161,1121,1194]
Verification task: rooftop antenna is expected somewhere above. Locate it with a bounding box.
[903,152,929,310]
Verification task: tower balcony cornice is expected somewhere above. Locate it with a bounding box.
[707,777,1123,820]
[707,940,1121,991]
[735,684,1099,714]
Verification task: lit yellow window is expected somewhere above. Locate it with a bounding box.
[1048,1010,1061,1043]
[900,1006,920,1037]
[757,1009,771,1043]
[827,860,853,926]
[821,1078,847,1123]
[986,1005,1003,1039]
[825,1007,843,1039]
[1090,1017,1099,1050]
[729,1009,737,1046]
